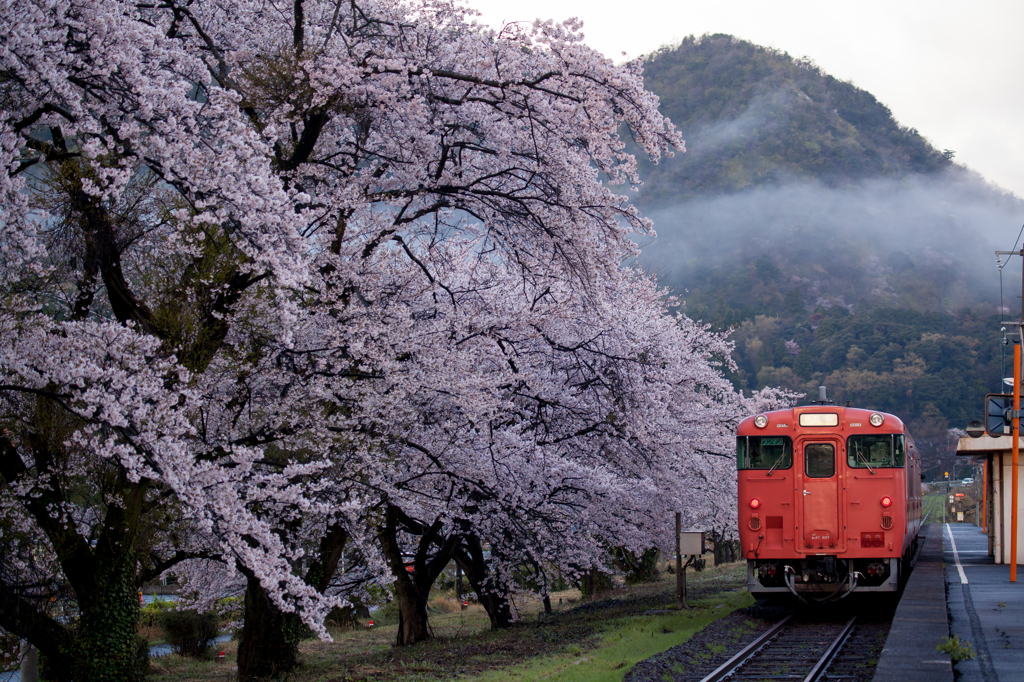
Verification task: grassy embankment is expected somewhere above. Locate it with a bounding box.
[149,561,752,682]
[923,491,944,525]
[923,481,982,527]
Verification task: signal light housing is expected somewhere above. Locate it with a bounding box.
[881,496,892,508]
[749,498,761,509]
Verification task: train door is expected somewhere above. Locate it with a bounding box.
[797,437,845,552]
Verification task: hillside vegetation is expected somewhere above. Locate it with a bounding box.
[636,33,952,204]
[635,34,1024,477]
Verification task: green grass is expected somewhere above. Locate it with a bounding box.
[149,561,751,682]
[462,589,753,682]
[923,492,944,524]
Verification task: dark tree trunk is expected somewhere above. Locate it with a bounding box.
[376,506,461,646]
[454,536,513,629]
[376,507,431,646]
[37,549,149,682]
[543,594,552,615]
[237,574,301,682]
[236,523,348,681]
[0,434,150,682]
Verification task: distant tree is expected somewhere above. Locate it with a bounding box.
[910,405,961,480]
[794,348,814,380]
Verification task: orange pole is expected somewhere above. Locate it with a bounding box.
[1013,343,1020,582]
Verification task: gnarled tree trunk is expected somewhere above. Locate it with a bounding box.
[376,506,461,646]
[237,574,302,682]
[237,523,348,681]
[0,445,150,682]
[454,536,513,629]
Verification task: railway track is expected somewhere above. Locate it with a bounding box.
[699,614,859,682]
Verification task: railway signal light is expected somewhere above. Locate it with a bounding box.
[986,394,1014,436]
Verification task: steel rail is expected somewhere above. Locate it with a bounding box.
[803,615,858,682]
[698,614,792,682]
[698,614,858,682]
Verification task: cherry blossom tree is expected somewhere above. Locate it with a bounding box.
[2,0,681,676]
[0,0,787,678]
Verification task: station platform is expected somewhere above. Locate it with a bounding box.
[873,523,953,682]
[943,522,1024,682]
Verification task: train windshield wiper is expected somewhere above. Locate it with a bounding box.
[766,451,787,477]
[854,445,875,474]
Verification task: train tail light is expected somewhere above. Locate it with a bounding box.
[749,498,761,509]
[881,496,892,508]
[860,532,885,548]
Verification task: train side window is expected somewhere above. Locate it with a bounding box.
[805,443,835,478]
[737,436,793,470]
[847,435,902,468]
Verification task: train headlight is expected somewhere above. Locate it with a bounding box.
[881,496,892,507]
[749,498,761,509]
[869,413,884,427]
[754,415,768,428]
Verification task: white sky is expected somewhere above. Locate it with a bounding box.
[466,0,1024,200]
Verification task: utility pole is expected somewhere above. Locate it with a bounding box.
[996,248,1024,581]
[1014,341,1020,581]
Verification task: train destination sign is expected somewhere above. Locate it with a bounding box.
[799,413,839,427]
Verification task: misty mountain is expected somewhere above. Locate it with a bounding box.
[633,34,1024,474]
[636,34,954,204]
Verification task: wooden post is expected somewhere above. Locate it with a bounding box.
[681,553,688,609]
[675,512,683,609]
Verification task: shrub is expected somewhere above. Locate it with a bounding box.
[159,609,219,658]
[579,570,614,600]
[429,596,461,614]
[140,598,174,627]
[378,600,401,623]
[624,549,661,585]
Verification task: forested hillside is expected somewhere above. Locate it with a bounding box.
[636,34,1024,477]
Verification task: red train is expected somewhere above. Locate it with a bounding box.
[737,393,922,599]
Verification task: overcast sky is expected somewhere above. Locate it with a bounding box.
[467,0,1024,207]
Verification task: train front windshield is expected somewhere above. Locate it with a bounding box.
[737,436,793,470]
[847,434,905,468]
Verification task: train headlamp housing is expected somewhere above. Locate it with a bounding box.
[754,415,769,429]
[881,496,892,508]
[869,413,884,427]
[749,498,761,509]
